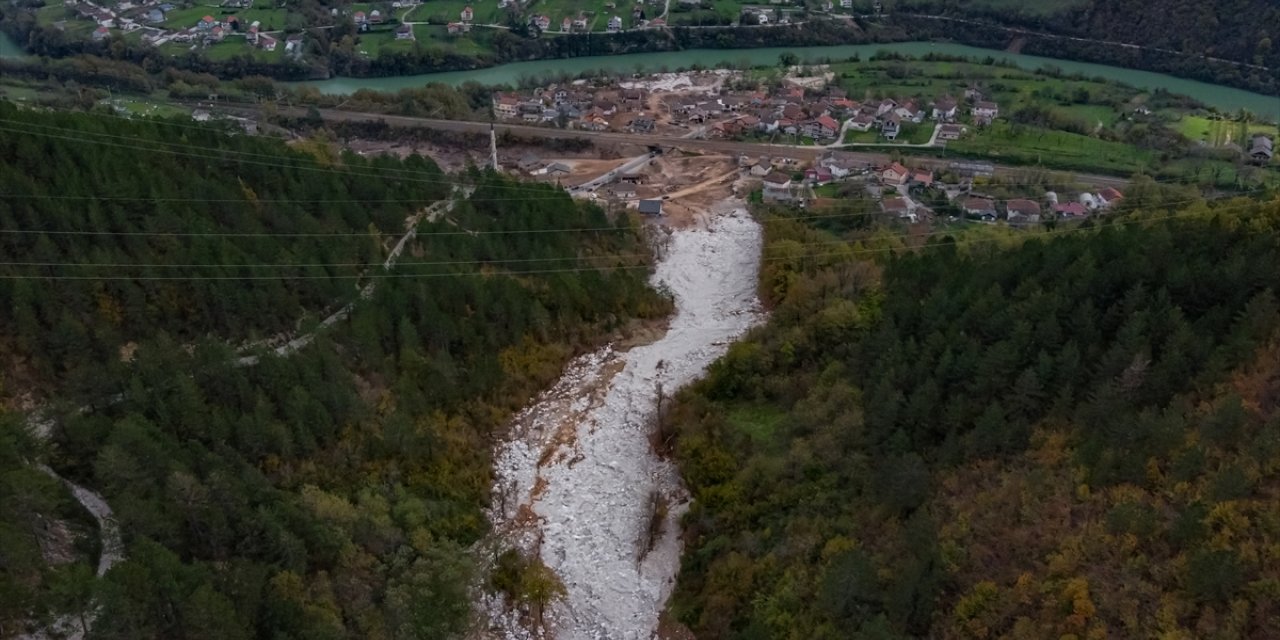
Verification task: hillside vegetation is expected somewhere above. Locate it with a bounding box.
[887,0,1280,94]
[667,197,1280,638]
[0,103,669,637]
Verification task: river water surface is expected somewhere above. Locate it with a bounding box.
[290,42,1279,118]
[484,204,764,639]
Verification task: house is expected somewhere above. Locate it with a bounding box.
[881,113,901,140]
[1079,192,1100,210]
[146,8,165,23]
[1053,202,1087,217]
[531,14,551,30]
[460,5,473,22]
[840,0,852,7]
[579,112,609,131]
[545,162,571,177]
[910,169,933,187]
[284,34,303,54]
[353,10,366,23]
[447,22,469,34]
[257,33,277,50]
[1251,135,1273,164]
[369,9,384,23]
[649,17,665,26]
[394,23,415,39]
[1005,199,1042,223]
[493,94,519,119]
[516,153,543,172]
[630,117,656,133]
[821,152,865,178]
[807,114,840,139]
[593,100,617,116]
[210,25,225,40]
[963,197,997,220]
[621,88,645,107]
[607,15,623,31]
[92,25,110,40]
[191,109,211,121]
[894,102,925,123]
[573,17,589,29]
[880,162,910,186]
[763,171,793,200]
[609,185,637,199]
[619,172,647,184]
[848,113,875,131]
[881,197,910,216]
[638,199,663,215]
[972,101,999,125]
[750,157,773,177]
[932,96,957,121]
[562,16,572,31]
[1097,187,1124,208]
[876,99,897,117]
[937,123,966,141]
[198,15,215,29]
[804,167,834,184]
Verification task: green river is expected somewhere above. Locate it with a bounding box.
[290,42,1279,119]
[1,30,1276,118]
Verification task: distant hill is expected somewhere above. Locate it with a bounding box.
[888,0,1279,93]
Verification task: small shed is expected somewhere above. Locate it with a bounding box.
[638,199,663,216]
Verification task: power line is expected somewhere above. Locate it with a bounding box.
[0,190,1260,269]
[0,204,1261,280]
[0,184,1259,240]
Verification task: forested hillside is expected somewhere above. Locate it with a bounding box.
[0,103,669,637]
[885,0,1280,95]
[668,196,1280,638]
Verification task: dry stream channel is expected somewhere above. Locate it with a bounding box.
[482,202,765,639]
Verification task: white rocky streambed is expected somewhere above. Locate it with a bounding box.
[483,203,765,639]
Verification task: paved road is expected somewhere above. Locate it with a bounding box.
[217,103,1130,187]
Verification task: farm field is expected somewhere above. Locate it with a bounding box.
[203,37,283,61]
[414,0,504,24]
[354,29,416,56]
[1177,116,1277,147]
[948,122,1154,173]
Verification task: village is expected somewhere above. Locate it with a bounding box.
[489,67,983,147]
[473,68,1157,226]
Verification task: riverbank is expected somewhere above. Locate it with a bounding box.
[483,201,764,638]
[289,42,1280,119]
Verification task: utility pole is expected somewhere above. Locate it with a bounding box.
[489,120,499,171]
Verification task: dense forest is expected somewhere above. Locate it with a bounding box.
[0,102,669,637]
[667,195,1280,638]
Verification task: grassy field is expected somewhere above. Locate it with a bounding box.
[35,4,70,26]
[530,0,642,30]
[1177,116,1277,146]
[162,5,219,28]
[233,7,289,29]
[949,123,1153,173]
[416,0,504,24]
[202,37,283,61]
[354,29,416,57]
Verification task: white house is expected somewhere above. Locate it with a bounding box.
[972,101,999,124]
[607,15,623,31]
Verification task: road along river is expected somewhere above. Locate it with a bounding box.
[482,202,764,639]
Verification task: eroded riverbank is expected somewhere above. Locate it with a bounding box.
[482,202,764,639]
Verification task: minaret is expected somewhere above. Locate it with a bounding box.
[489,122,499,171]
